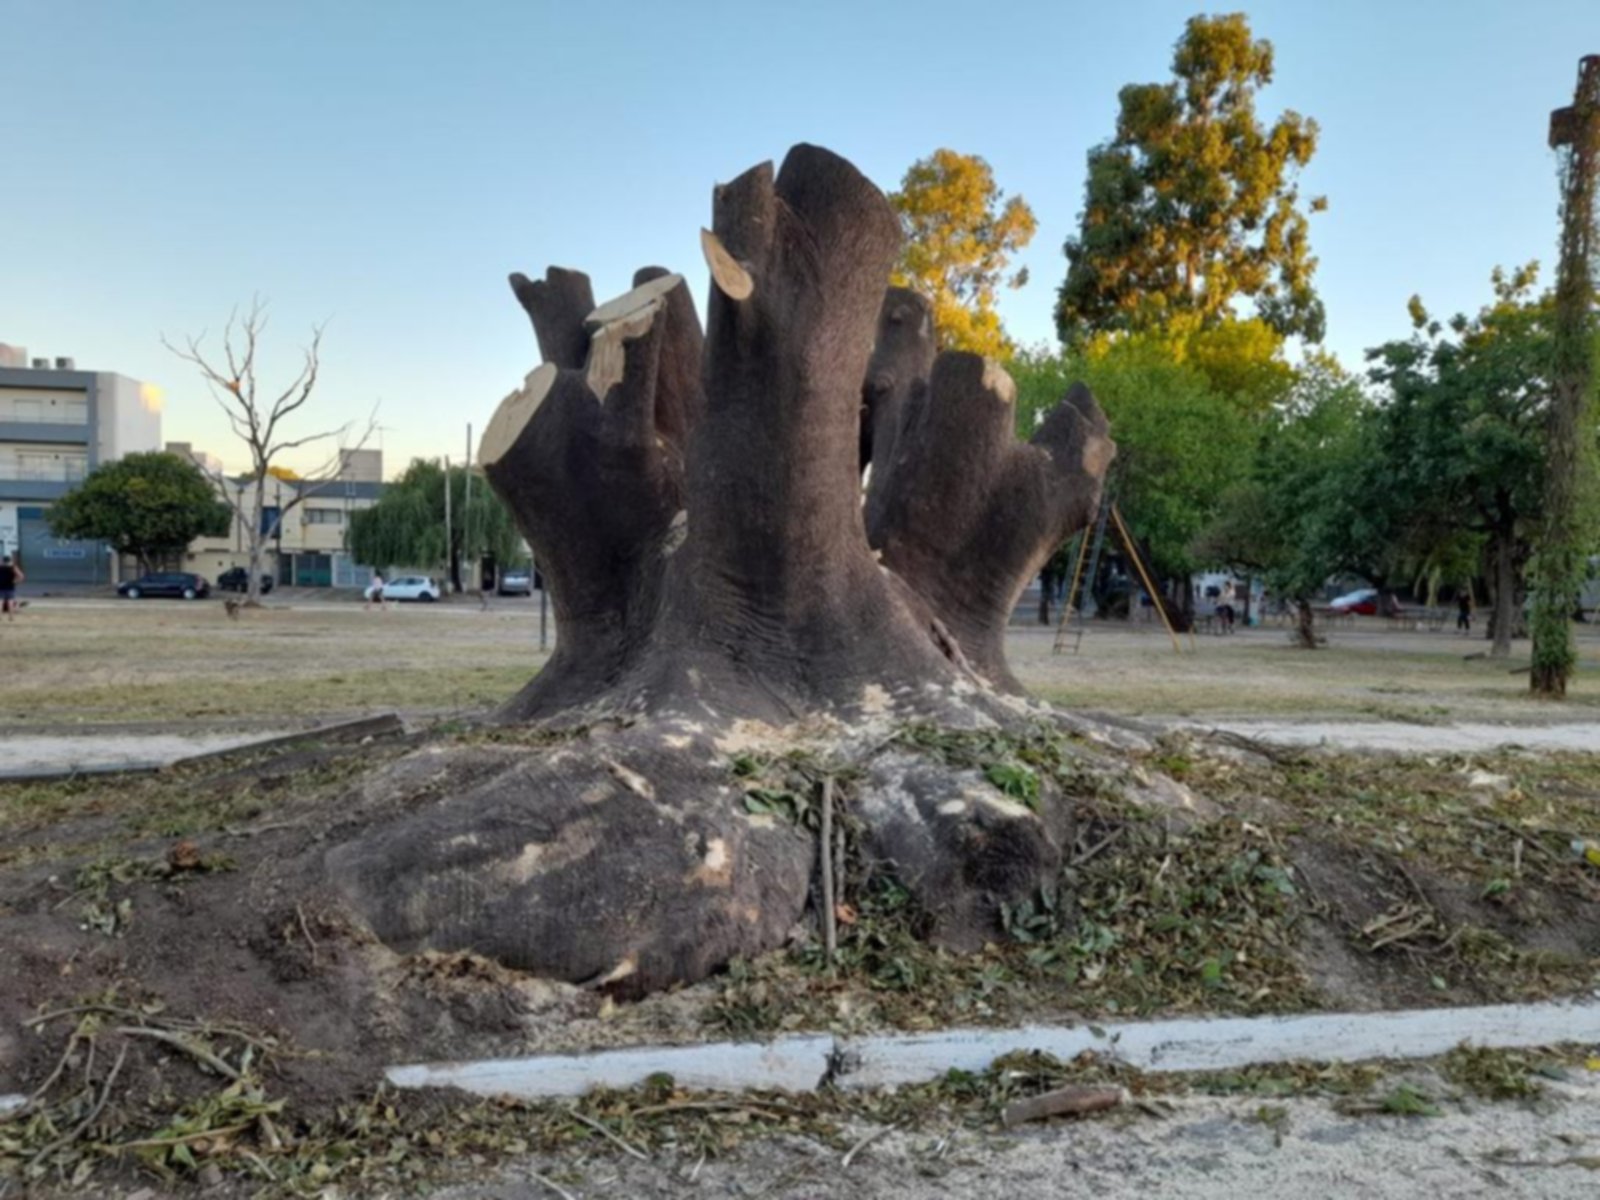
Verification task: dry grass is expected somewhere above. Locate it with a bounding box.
[2,600,1597,729]
[1011,621,1600,723]
[0,600,540,727]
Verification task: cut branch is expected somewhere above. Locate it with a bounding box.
[484,272,701,718]
[868,355,1114,691]
[860,286,935,481]
[509,266,596,369]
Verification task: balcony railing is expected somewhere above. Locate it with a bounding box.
[5,462,88,483]
[0,411,89,426]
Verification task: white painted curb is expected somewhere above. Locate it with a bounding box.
[387,996,1600,1100]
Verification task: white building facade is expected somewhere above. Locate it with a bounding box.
[0,344,162,583]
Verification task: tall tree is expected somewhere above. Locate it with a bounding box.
[1056,12,1325,345]
[1194,363,1370,647]
[1366,268,1554,658]
[347,458,524,588]
[47,451,230,573]
[164,300,375,604]
[1531,56,1600,696]
[889,148,1037,357]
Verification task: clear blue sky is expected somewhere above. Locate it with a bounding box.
[3,0,1594,474]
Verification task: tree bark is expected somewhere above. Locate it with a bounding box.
[1294,595,1318,649]
[323,144,1118,999]
[860,287,934,483]
[1489,529,1515,659]
[867,357,1112,691]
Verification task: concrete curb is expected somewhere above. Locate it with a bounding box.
[387,996,1600,1100]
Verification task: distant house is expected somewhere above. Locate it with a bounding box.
[0,343,162,584]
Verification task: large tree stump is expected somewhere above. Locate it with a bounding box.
[323,145,1115,998]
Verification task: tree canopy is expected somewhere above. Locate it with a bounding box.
[48,451,230,569]
[346,458,524,586]
[1362,266,1558,653]
[1055,12,1325,345]
[1198,362,1369,590]
[889,148,1037,357]
[1013,329,1256,582]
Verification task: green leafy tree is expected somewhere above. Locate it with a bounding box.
[1013,332,1255,614]
[1194,363,1370,646]
[1056,12,1325,345]
[889,148,1037,357]
[1366,267,1555,657]
[47,451,230,572]
[347,459,524,590]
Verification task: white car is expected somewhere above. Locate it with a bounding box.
[381,575,441,603]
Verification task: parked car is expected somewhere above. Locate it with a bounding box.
[216,567,275,594]
[1328,587,1379,615]
[497,568,533,597]
[118,572,211,600]
[381,575,441,602]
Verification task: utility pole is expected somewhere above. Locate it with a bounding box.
[1532,55,1600,697]
[443,454,454,593]
[463,423,474,593]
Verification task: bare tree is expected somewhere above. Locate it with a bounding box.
[164,300,375,604]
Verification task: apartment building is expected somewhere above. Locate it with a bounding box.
[0,343,162,583]
[177,447,385,588]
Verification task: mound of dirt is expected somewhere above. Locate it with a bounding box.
[1,725,1596,1196]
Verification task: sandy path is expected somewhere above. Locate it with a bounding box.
[434,1076,1600,1199]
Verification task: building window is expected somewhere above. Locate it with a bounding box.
[304,508,345,525]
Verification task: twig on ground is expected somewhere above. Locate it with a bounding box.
[114,1026,240,1080]
[1071,827,1122,868]
[21,1032,82,1112]
[569,1108,649,1161]
[110,1120,256,1151]
[23,1003,150,1029]
[258,1112,285,1151]
[27,1041,129,1168]
[631,1098,809,1119]
[296,903,319,966]
[1001,1085,1124,1127]
[526,1169,579,1200]
[842,1122,897,1169]
[820,775,837,968]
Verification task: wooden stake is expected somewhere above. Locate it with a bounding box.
[1111,504,1183,655]
[820,775,837,968]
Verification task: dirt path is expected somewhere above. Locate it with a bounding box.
[0,730,291,776]
[434,1079,1600,1199]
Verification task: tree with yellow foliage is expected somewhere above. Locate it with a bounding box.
[888,149,1036,357]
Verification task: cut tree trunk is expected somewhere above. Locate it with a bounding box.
[319,145,1117,998]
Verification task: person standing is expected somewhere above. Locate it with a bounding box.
[0,555,22,621]
[1456,590,1473,635]
[364,570,387,612]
